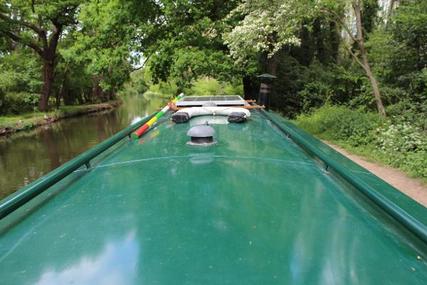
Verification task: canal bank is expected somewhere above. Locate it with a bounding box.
[0,100,121,137]
[0,94,166,200]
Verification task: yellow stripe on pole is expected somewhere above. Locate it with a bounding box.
[132,93,185,139]
[146,117,158,127]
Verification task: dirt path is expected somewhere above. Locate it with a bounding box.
[325,142,427,208]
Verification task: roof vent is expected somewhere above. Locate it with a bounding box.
[187,125,216,146]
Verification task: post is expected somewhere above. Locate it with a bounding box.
[257,73,277,110]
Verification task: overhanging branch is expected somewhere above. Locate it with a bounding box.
[0,12,46,37]
[0,30,43,55]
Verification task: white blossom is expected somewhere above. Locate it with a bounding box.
[224,0,314,63]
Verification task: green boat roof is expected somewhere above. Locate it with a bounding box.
[1,110,427,284]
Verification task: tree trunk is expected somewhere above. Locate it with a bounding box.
[329,21,340,63]
[387,0,397,21]
[92,76,103,103]
[266,53,279,76]
[38,24,62,112]
[39,60,55,112]
[360,51,386,116]
[353,1,386,116]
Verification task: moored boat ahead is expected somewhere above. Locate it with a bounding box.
[1,95,427,285]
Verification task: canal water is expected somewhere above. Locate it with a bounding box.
[0,95,165,200]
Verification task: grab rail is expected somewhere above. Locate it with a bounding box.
[0,113,155,219]
[260,109,427,244]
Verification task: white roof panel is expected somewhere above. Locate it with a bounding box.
[176,95,247,107]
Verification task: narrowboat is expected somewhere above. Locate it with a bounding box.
[1,95,427,284]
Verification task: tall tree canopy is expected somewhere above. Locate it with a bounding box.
[133,0,243,90]
[0,0,425,119]
[0,0,82,111]
[224,0,386,115]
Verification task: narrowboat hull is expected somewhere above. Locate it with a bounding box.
[1,109,427,284]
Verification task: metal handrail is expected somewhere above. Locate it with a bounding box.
[0,113,155,219]
[260,109,427,244]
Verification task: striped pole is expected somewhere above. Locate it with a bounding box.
[132,93,184,139]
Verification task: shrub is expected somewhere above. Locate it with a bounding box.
[188,77,223,95]
[295,104,427,179]
[185,77,243,96]
[386,101,427,130]
[402,151,427,178]
[295,105,382,146]
[375,122,426,153]
[143,81,179,99]
[0,92,39,115]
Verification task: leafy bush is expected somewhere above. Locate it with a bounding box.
[0,92,39,114]
[386,101,427,130]
[0,49,42,114]
[376,122,426,153]
[295,105,382,146]
[187,77,223,95]
[295,104,427,179]
[185,77,243,96]
[374,121,427,178]
[402,151,427,178]
[144,81,179,99]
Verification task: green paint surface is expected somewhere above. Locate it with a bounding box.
[1,112,427,285]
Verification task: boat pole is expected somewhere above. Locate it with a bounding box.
[132,93,184,139]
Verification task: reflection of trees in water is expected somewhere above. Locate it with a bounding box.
[0,95,163,199]
[39,127,61,169]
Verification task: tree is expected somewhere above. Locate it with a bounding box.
[224,0,312,76]
[0,0,81,111]
[131,0,243,91]
[224,0,387,116]
[64,0,138,101]
[319,0,386,116]
[368,0,427,107]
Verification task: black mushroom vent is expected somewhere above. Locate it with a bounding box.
[187,125,216,146]
[172,112,190,123]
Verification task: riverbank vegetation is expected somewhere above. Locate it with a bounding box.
[1,0,426,179]
[0,101,120,136]
[295,105,426,180]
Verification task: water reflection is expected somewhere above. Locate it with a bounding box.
[35,231,139,285]
[0,95,166,200]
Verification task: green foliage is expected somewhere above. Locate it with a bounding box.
[0,49,42,114]
[295,105,382,146]
[367,0,427,105]
[295,104,427,179]
[184,77,243,95]
[224,0,314,62]
[223,81,244,95]
[268,55,366,117]
[0,49,42,94]
[142,0,245,89]
[150,46,238,90]
[376,122,425,153]
[63,0,137,95]
[0,0,82,50]
[0,92,39,114]
[144,81,179,99]
[119,69,148,97]
[374,120,427,178]
[138,75,243,99]
[186,77,222,95]
[299,62,365,111]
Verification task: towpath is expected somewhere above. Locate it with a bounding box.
[326,142,427,208]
